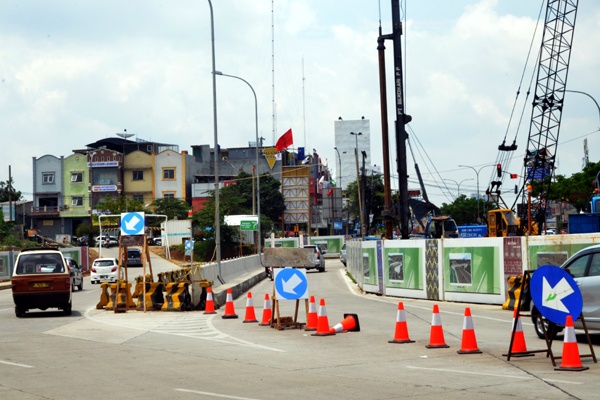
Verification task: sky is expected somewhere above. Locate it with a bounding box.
[1,0,599,209]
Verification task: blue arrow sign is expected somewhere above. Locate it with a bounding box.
[274,268,308,300]
[530,265,583,325]
[185,240,194,250]
[120,212,145,236]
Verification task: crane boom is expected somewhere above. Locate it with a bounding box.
[517,0,579,232]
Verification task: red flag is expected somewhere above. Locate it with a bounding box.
[275,129,293,151]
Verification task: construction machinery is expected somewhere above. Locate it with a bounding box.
[486,0,579,237]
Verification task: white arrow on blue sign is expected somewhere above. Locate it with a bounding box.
[530,265,583,325]
[274,268,308,300]
[120,212,145,236]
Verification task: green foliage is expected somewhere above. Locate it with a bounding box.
[540,161,600,212]
[95,195,146,214]
[344,174,385,232]
[0,178,23,203]
[152,198,191,220]
[439,195,494,225]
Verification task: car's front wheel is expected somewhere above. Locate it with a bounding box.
[531,307,561,339]
[77,280,83,291]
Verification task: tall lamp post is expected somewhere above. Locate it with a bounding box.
[215,71,261,256]
[208,0,222,281]
[445,178,473,198]
[334,146,341,235]
[458,164,494,223]
[350,132,363,238]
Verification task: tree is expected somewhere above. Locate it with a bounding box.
[344,174,385,234]
[94,195,146,215]
[439,195,492,225]
[152,198,190,220]
[539,161,600,212]
[0,178,22,203]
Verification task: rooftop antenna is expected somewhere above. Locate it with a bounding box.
[116,129,134,140]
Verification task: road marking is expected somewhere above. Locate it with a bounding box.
[84,308,283,352]
[406,366,582,385]
[175,389,261,399]
[0,360,34,368]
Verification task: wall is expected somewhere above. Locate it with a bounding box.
[346,234,600,305]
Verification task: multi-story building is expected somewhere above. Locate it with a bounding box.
[30,133,335,238]
[334,117,371,192]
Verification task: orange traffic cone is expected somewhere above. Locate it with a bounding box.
[555,315,589,371]
[221,288,238,319]
[311,298,334,336]
[305,295,318,331]
[259,293,272,326]
[457,307,482,354]
[203,286,217,315]
[243,292,258,323]
[426,304,449,348]
[504,308,533,357]
[330,314,360,334]
[389,302,414,344]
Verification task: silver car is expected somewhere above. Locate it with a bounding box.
[64,256,84,291]
[304,245,325,272]
[531,244,600,338]
[340,243,347,266]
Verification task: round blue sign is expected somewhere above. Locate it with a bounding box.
[530,265,583,325]
[274,268,308,300]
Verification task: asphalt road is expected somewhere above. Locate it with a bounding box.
[1,257,599,400]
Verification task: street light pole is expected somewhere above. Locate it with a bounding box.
[334,146,342,235]
[208,0,222,281]
[458,164,495,223]
[214,71,261,257]
[445,178,473,198]
[350,132,363,237]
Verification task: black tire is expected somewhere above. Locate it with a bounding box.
[77,280,83,291]
[318,267,325,272]
[531,307,560,339]
[15,306,25,318]
[63,301,72,316]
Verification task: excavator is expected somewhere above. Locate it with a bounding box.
[486,0,579,237]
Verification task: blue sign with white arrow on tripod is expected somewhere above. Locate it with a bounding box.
[274,268,308,300]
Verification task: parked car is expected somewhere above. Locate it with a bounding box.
[340,243,347,266]
[94,235,118,248]
[11,248,72,317]
[148,237,162,246]
[304,245,325,272]
[125,248,143,267]
[64,256,83,291]
[90,258,123,284]
[531,244,600,338]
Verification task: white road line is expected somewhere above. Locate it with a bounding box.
[0,360,34,368]
[175,388,262,399]
[406,366,582,385]
[84,307,284,352]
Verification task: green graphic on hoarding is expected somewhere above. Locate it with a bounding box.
[443,246,500,294]
[384,247,422,289]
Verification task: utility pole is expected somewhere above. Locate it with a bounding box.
[378,0,412,239]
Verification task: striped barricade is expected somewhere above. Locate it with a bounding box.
[105,282,136,310]
[161,282,191,311]
[96,282,110,309]
[136,282,165,310]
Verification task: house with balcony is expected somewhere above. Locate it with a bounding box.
[31,155,64,238]
[60,152,91,234]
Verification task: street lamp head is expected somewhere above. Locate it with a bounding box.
[214,70,223,76]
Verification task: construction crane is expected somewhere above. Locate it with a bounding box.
[487,0,580,236]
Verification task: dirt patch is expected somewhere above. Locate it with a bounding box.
[148,246,190,267]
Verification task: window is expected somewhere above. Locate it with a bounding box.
[42,172,55,184]
[132,194,144,201]
[163,168,175,180]
[566,255,589,278]
[163,192,175,199]
[71,197,83,206]
[70,172,83,182]
[132,170,144,181]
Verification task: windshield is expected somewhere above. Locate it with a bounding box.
[16,253,65,274]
